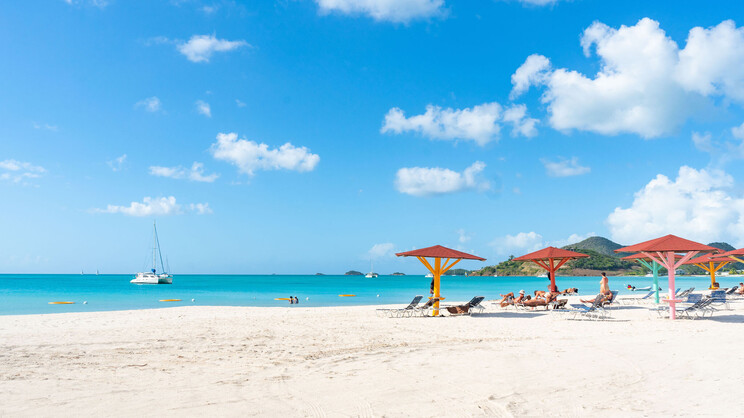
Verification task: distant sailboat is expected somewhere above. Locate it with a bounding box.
[80,269,84,275]
[425,273,433,278]
[96,269,99,276]
[131,221,173,285]
[365,259,378,278]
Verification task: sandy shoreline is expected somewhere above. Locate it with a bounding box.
[1,298,743,417]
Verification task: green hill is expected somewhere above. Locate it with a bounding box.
[562,236,624,257]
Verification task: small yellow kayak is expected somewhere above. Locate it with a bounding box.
[48,301,75,305]
[275,298,292,301]
[339,294,356,297]
[159,299,181,302]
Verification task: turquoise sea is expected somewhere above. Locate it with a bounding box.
[0,274,737,316]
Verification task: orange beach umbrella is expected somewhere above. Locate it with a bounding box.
[396,245,485,317]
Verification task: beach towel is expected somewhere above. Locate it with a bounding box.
[446,305,469,314]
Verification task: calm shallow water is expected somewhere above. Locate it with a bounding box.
[0,273,737,315]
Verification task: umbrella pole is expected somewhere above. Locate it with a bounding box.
[667,252,677,320]
[653,261,660,304]
[433,257,441,317]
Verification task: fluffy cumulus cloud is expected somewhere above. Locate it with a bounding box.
[177,35,248,63]
[211,132,320,176]
[0,159,46,184]
[94,196,211,217]
[149,162,219,183]
[195,100,211,117]
[315,0,445,23]
[541,157,590,177]
[368,243,396,259]
[381,102,537,146]
[607,166,744,245]
[395,161,490,197]
[511,18,744,138]
[491,231,595,256]
[135,96,161,112]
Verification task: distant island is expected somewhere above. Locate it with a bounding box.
[315,273,325,276]
[467,236,742,277]
[391,272,405,276]
[345,270,363,276]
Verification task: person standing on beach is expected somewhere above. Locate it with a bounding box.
[293,296,299,304]
[600,272,610,295]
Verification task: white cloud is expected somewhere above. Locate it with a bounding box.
[516,0,560,5]
[0,159,46,184]
[692,131,714,153]
[491,231,595,256]
[607,166,744,246]
[510,54,551,99]
[381,102,537,145]
[94,196,211,216]
[108,154,127,172]
[211,132,320,176]
[492,231,544,255]
[32,122,58,131]
[63,0,108,8]
[395,161,490,197]
[149,162,219,182]
[315,0,445,23]
[135,96,161,112]
[195,100,211,117]
[189,203,213,215]
[456,228,472,243]
[541,157,590,177]
[177,34,248,63]
[732,122,744,140]
[368,243,395,259]
[511,19,744,138]
[235,99,246,108]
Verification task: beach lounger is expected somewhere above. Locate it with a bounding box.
[442,296,486,316]
[724,286,738,295]
[650,293,702,317]
[412,298,439,317]
[601,290,619,308]
[565,295,609,320]
[376,295,423,318]
[675,298,714,319]
[676,287,694,299]
[620,290,654,305]
[708,290,730,310]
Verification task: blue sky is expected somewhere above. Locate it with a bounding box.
[2,0,744,274]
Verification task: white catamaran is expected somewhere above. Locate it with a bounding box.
[365,259,378,278]
[131,221,173,285]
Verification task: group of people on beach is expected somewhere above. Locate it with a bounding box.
[498,272,611,309]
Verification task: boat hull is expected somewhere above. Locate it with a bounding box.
[131,273,173,285]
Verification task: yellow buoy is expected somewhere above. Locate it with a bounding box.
[159,299,181,302]
[338,294,356,297]
[274,298,292,301]
[49,301,75,305]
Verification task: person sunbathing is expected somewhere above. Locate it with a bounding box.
[580,293,610,304]
[562,287,579,294]
[521,292,555,308]
[736,283,744,295]
[500,290,527,307]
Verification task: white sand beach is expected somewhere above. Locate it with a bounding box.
[1,298,742,417]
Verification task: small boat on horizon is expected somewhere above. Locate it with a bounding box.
[425,273,433,278]
[365,259,378,278]
[131,221,173,285]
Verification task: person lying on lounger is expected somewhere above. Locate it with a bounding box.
[521,292,556,307]
[737,283,744,295]
[580,293,611,304]
[499,290,527,307]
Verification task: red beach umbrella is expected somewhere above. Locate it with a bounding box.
[396,245,485,317]
[513,247,589,292]
[615,235,717,320]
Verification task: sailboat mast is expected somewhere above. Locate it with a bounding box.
[153,221,157,272]
[154,221,166,273]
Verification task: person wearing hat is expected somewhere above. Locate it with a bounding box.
[498,290,528,307]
